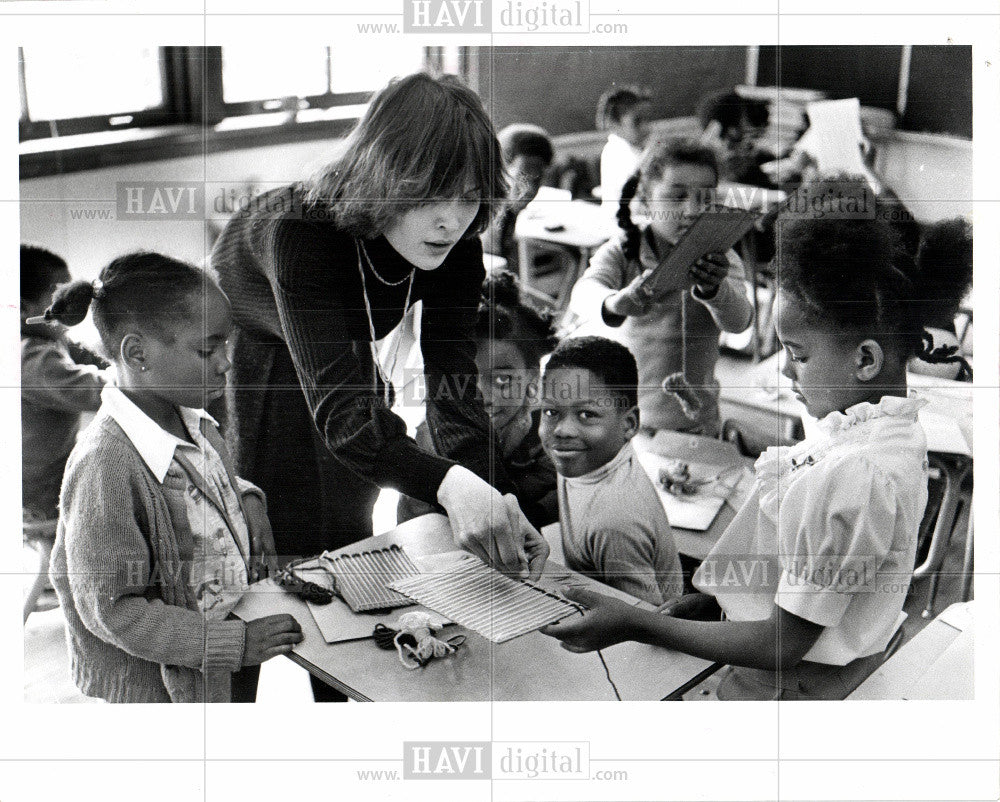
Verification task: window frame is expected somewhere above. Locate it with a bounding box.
[197,46,433,125]
[18,46,188,142]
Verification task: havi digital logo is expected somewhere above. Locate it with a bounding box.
[403,741,491,779]
[403,0,490,32]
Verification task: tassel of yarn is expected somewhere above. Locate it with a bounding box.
[662,292,702,421]
[373,612,465,670]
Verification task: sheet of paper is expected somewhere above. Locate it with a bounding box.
[799,97,868,175]
[920,408,972,456]
[632,451,743,531]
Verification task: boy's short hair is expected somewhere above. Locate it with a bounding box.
[596,86,653,130]
[543,336,638,410]
[21,244,69,303]
[497,124,554,165]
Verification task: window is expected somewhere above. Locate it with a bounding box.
[19,46,180,140]
[20,45,457,143]
[206,45,430,120]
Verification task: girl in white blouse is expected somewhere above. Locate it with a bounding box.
[542,179,971,700]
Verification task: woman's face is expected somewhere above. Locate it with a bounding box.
[384,192,480,270]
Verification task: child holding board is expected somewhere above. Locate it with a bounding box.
[545,179,957,700]
[567,138,753,435]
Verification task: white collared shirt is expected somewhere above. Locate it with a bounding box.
[100,386,250,619]
[600,132,641,222]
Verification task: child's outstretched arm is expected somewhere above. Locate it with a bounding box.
[543,586,822,671]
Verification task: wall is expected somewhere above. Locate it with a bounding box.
[19,137,347,283]
[480,46,749,135]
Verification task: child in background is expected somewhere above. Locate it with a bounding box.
[696,89,775,188]
[400,270,560,529]
[482,124,573,299]
[544,179,950,700]
[47,252,301,703]
[597,86,653,222]
[482,123,554,274]
[539,336,682,606]
[906,217,974,381]
[21,244,108,522]
[568,139,753,435]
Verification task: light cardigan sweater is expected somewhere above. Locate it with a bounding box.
[50,399,264,703]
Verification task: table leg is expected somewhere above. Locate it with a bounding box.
[960,496,974,602]
[553,247,591,312]
[517,238,532,291]
[742,232,761,362]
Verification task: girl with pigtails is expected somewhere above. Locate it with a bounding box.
[566,138,753,436]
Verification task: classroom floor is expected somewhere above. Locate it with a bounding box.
[22,355,974,704]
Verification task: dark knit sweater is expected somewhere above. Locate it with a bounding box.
[21,322,106,517]
[210,186,508,504]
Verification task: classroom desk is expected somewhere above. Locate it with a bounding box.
[848,601,974,700]
[234,514,718,701]
[632,429,752,560]
[514,199,616,310]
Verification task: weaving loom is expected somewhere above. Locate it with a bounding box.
[319,544,420,613]
[389,552,584,643]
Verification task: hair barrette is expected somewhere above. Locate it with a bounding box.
[91,279,105,299]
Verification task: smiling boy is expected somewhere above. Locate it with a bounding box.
[539,336,683,605]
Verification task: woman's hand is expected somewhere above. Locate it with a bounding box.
[506,493,550,581]
[242,614,303,666]
[437,465,543,577]
[243,494,279,581]
[603,268,656,318]
[656,592,722,621]
[540,587,640,652]
[688,252,729,298]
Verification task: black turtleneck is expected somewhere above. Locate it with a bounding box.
[212,187,508,504]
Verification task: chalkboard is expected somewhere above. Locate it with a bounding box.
[904,46,972,138]
[755,45,971,139]
[483,46,748,136]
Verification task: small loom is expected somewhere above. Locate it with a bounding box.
[389,553,584,643]
[319,544,420,613]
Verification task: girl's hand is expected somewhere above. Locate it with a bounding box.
[688,252,729,297]
[242,614,303,666]
[437,465,537,577]
[604,268,656,318]
[656,592,721,621]
[243,494,279,581]
[540,587,639,652]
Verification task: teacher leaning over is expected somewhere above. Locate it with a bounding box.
[211,72,548,580]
